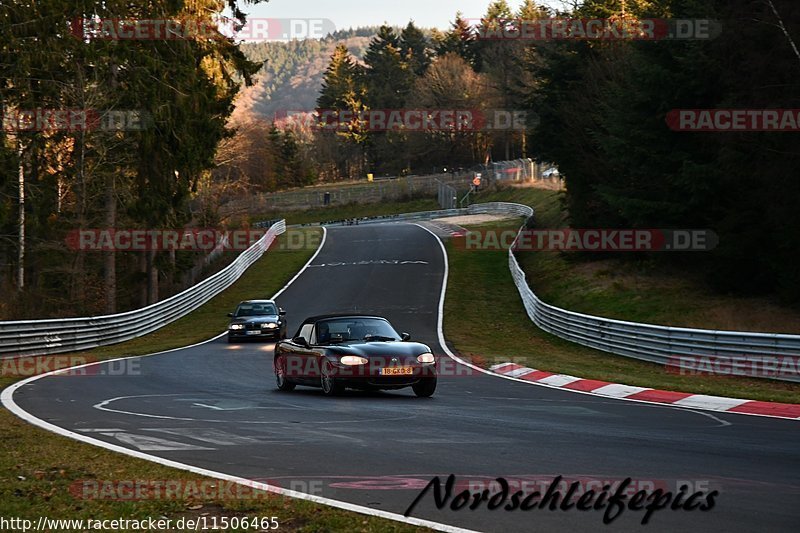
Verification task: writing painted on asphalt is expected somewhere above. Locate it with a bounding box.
[404,475,717,525]
[308,260,429,268]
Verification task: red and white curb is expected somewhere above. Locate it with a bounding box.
[490,363,800,421]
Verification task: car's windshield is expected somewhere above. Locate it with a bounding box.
[316,318,400,344]
[235,303,277,317]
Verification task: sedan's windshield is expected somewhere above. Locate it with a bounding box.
[235,303,277,317]
[316,318,400,344]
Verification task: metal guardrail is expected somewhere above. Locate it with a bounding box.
[0,221,287,359]
[302,202,532,227]
[4,200,799,382]
[478,203,800,383]
[295,199,800,382]
[253,219,283,230]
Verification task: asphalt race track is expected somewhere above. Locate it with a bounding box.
[9,223,800,532]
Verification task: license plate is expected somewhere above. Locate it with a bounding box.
[246,330,260,336]
[381,367,414,376]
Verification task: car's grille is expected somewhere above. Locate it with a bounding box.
[368,377,418,386]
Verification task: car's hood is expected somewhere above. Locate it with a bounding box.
[327,342,431,357]
[230,315,280,325]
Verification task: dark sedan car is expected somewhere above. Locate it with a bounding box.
[274,315,437,397]
[227,300,287,343]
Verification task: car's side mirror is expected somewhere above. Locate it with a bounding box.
[293,336,309,347]
[279,309,287,316]
[227,313,234,318]
[401,332,411,342]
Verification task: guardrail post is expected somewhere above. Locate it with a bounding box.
[0,221,288,359]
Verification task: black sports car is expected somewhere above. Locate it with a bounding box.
[227,300,287,342]
[273,315,437,397]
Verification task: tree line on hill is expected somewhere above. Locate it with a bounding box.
[528,0,800,301]
[233,0,799,303]
[1,0,798,321]
[312,3,547,179]
[0,0,267,318]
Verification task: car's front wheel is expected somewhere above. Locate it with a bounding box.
[412,377,437,398]
[320,359,345,396]
[275,355,296,392]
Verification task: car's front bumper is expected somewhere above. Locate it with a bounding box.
[228,329,282,340]
[329,363,437,388]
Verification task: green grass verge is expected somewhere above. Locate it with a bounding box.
[1,229,426,532]
[4,190,798,531]
[443,205,800,403]
[250,198,440,227]
[470,187,800,334]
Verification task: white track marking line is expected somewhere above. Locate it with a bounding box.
[107,432,215,452]
[272,226,327,300]
[2,224,477,532]
[93,394,415,425]
[0,222,791,533]
[2,382,474,532]
[410,222,796,423]
[411,224,480,372]
[143,428,260,446]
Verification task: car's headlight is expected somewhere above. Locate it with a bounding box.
[230,324,245,331]
[262,323,279,329]
[417,353,435,364]
[340,356,369,366]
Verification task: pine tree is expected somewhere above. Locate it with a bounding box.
[363,25,411,109]
[400,22,431,76]
[484,0,514,22]
[433,13,478,68]
[316,44,368,178]
[0,0,269,314]
[518,0,550,20]
[474,0,526,158]
[475,1,515,72]
[318,44,363,111]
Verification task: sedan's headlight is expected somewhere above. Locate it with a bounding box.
[417,353,435,364]
[230,324,245,331]
[340,356,369,366]
[262,323,279,329]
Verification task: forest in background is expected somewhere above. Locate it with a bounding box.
[222,0,800,303]
[1,0,799,321]
[0,0,267,318]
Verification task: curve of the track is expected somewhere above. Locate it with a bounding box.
[9,223,800,532]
